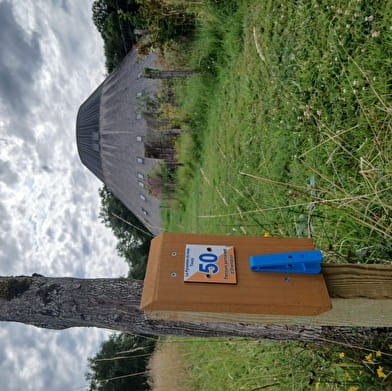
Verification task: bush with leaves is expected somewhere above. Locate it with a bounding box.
[86,333,157,391]
[92,0,145,72]
[99,186,152,279]
[135,0,195,51]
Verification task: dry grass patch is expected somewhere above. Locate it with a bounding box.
[147,339,193,391]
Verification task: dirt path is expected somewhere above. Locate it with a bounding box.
[147,339,193,391]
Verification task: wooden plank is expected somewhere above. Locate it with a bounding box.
[145,298,392,327]
[322,264,392,299]
[144,263,392,327]
[141,233,332,316]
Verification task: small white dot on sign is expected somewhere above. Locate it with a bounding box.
[171,251,177,256]
[171,272,177,277]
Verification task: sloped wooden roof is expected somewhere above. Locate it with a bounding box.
[76,49,162,235]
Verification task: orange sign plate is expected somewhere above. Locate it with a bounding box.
[141,232,332,316]
[184,244,237,284]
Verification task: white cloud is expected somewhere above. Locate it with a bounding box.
[0,0,126,278]
[1,323,114,391]
[0,0,130,390]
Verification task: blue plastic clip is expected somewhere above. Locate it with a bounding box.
[249,250,323,274]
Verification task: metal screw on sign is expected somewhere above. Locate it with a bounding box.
[171,272,177,278]
[171,251,177,256]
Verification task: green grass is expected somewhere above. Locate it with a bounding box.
[172,337,392,391]
[163,0,392,264]
[158,0,392,390]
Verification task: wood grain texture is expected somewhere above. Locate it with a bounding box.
[145,263,392,326]
[141,233,392,326]
[145,298,392,327]
[322,264,392,299]
[0,276,346,343]
[141,233,332,316]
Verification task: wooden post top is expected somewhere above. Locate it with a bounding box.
[141,233,392,327]
[141,232,332,316]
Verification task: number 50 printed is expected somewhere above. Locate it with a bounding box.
[184,244,237,284]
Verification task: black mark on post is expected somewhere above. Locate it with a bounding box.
[0,278,32,300]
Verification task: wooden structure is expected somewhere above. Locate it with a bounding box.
[76,49,175,235]
[141,233,392,327]
[141,233,331,316]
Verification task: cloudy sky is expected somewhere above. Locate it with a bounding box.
[0,0,130,389]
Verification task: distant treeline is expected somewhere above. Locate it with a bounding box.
[92,0,144,72]
[86,333,157,391]
[86,5,196,388]
[92,1,196,278]
[99,186,152,279]
[92,0,195,72]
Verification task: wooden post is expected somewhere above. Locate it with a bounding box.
[161,129,190,135]
[134,28,152,36]
[142,68,197,79]
[142,233,392,327]
[146,264,392,327]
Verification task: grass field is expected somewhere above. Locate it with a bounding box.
[162,0,392,264]
[148,337,392,391]
[156,0,392,390]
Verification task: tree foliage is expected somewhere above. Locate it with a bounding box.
[99,186,151,279]
[92,0,110,34]
[136,0,195,49]
[91,0,196,69]
[91,0,144,72]
[86,333,156,391]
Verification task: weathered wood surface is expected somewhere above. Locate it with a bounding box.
[142,69,197,79]
[0,275,389,344]
[145,264,392,327]
[145,298,392,327]
[134,28,151,36]
[141,233,332,316]
[322,264,392,299]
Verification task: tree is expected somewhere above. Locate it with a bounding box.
[86,333,156,391]
[142,68,197,79]
[0,276,388,346]
[136,0,195,48]
[92,0,111,34]
[99,186,152,279]
[91,0,143,72]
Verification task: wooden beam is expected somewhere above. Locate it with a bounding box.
[145,299,392,327]
[145,264,392,327]
[322,264,392,299]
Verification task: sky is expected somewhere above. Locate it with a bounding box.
[0,0,130,389]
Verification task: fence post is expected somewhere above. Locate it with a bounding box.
[142,233,392,327]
